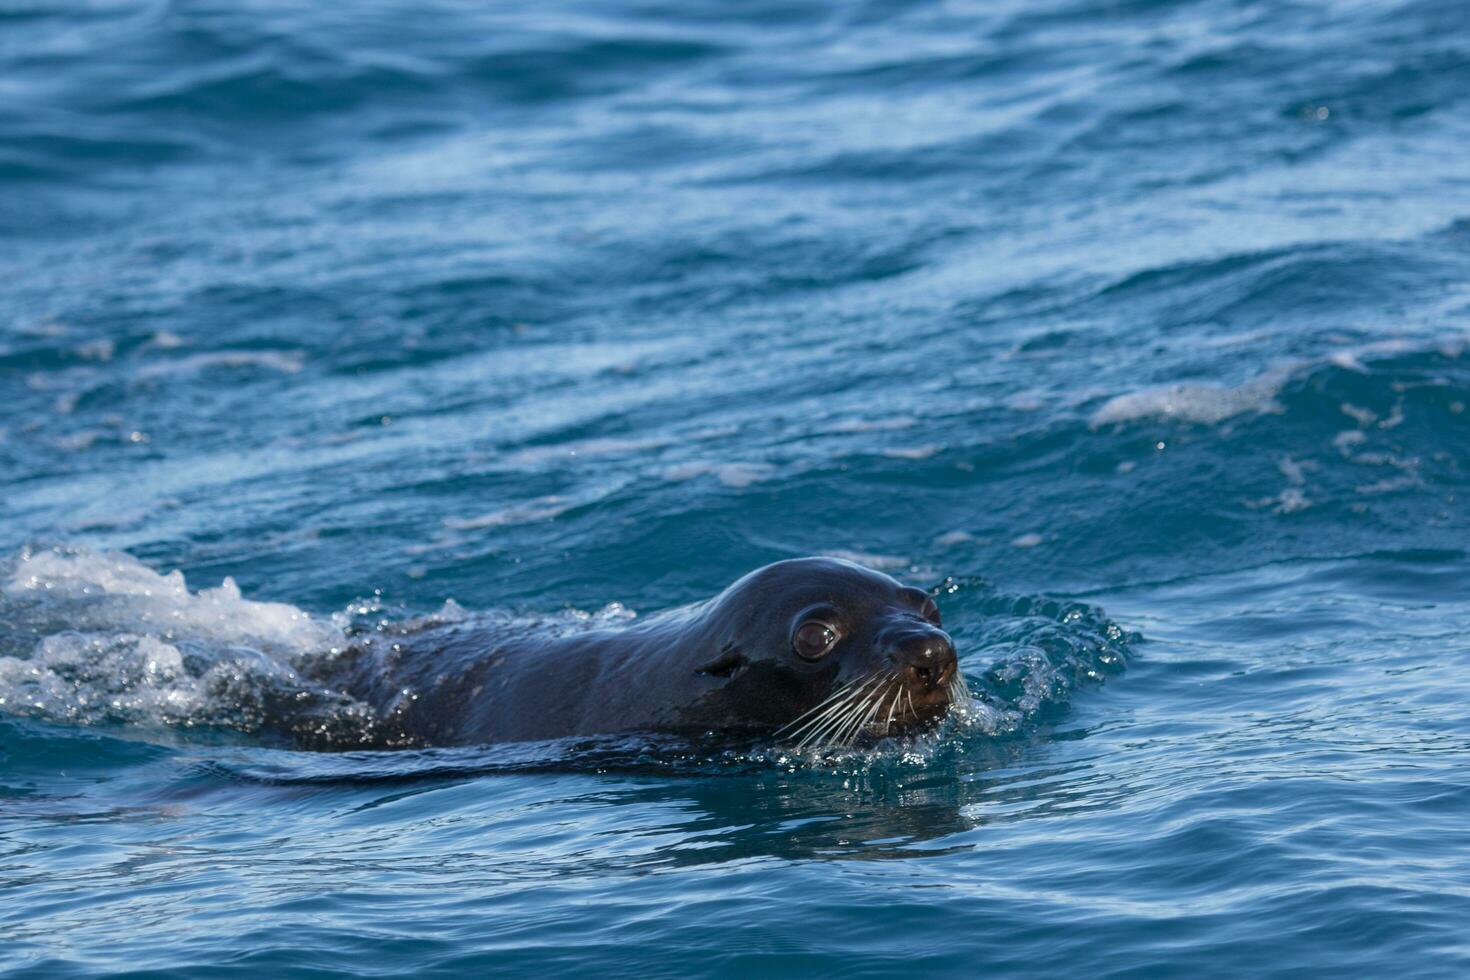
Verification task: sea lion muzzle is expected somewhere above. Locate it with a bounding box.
[877,620,958,694]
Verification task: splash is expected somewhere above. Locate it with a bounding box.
[957,586,1132,734]
[0,548,381,746]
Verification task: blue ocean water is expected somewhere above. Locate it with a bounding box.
[4,0,1470,975]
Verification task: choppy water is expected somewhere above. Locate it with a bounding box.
[4,0,1470,976]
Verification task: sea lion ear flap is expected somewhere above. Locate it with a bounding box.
[695,644,748,678]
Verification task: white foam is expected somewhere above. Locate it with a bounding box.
[826,416,917,434]
[882,445,942,460]
[820,549,910,571]
[149,331,188,349]
[76,339,115,362]
[0,548,346,732]
[661,461,775,488]
[442,495,575,530]
[0,633,203,725]
[4,548,338,654]
[1094,334,1470,429]
[1327,337,1424,373]
[1275,488,1311,514]
[137,350,305,378]
[1090,366,1291,427]
[1355,475,1420,495]
[1278,456,1312,486]
[56,430,106,452]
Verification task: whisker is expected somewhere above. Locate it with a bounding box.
[785,685,866,745]
[882,683,901,734]
[803,673,889,751]
[810,674,890,749]
[782,670,888,742]
[824,687,876,751]
[792,667,970,752]
[777,673,875,733]
[842,676,896,747]
[830,671,901,750]
[776,675,865,737]
[795,673,887,750]
[802,699,867,751]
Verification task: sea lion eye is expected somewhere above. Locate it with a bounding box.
[793,622,839,660]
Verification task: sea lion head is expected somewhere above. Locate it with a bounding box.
[691,557,961,748]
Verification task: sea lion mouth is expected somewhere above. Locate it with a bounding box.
[776,669,968,751]
[862,693,952,739]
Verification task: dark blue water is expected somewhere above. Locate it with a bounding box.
[4,0,1470,975]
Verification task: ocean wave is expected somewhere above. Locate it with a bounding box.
[1090,337,1469,428]
[1090,366,1293,427]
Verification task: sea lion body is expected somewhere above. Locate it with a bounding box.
[305,558,960,748]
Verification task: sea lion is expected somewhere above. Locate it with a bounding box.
[304,557,962,749]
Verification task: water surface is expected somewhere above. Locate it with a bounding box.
[3,0,1470,976]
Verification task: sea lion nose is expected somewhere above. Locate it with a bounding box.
[888,627,957,692]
